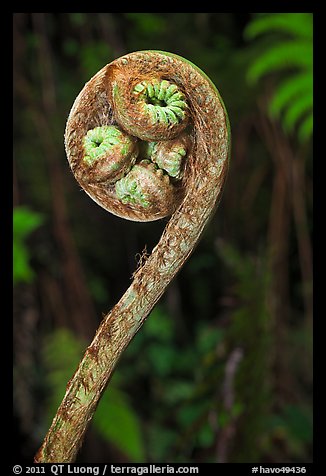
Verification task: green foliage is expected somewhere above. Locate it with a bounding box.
[282,405,312,447]
[69,13,87,27]
[216,240,312,462]
[94,387,145,462]
[13,206,43,285]
[126,13,166,34]
[41,328,85,420]
[216,241,271,462]
[41,328,145,462]
[121,305,227,462]
[265,404,313,458]
[245,13,312,40]
[79,41,113,78]
[245,13,313,143]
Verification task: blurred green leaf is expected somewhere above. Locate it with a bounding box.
[282,405,312,444]
[298,114,313,143]
[177,401,208,427]
[245,13,313,143]
[143,306,174,343]
[63,38,79,57]
[126,13,166,34]
[80,41,112,78]
[265,404,312,456]
[172,347,197,374]
[13,206,43,284]
[94,387,145,462]
[218,410,230,429]
[232,402,244,418]
[88,274,110,305]
[198,423,215,448]
[13,206,43,240]
[196,324,224,355]
[283,94,312,133]
[147,343,176,377]
[247,41,312,84]
[42,329,84,421]
[163,380,194,404]
[269,72,312,118]
[70,13,86,26]
[147,426,175,461]
[13,241,34,284]
[216,240,263,293]
[245,13,312,40]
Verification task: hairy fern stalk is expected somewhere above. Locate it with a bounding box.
[35,50,230,463]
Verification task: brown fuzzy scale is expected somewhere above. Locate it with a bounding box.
[36,51,230,463]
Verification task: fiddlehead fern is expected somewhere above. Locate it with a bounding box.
[82,125,138,183]
[35,50,230,463]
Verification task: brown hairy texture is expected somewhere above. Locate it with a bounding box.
[106,58,190,141]
[35,51,230,463]
[65,50,225,222]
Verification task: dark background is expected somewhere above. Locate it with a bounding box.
[13,13,312,463]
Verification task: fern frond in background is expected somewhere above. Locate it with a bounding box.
[245,13,313,143]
